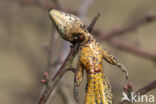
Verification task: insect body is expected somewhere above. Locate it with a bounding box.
[49,9,128,104]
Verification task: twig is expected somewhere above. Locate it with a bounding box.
[89,13,156,60]
[120,80,156,104]
[37,42,80,104]
[91,14,156,61]
[14,0,57,10]
[78,0,94,21]
[94,14,156,40]
[38,1,72,103]
[135,80,156,95]
[52,43,80,81]
[12,0,74,13]
[45,25,58,74]
[109,39,156,60]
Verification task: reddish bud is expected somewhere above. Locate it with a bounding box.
[43,72,48,79]
[128,83,133,89]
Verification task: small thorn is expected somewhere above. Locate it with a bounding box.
[87,11,102,33]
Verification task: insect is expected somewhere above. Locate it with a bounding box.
[49,9,128,104]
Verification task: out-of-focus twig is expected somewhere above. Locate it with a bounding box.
[94,14,156,40]
[46,25,58,74]
[135,80,156,95]
[92,14,156,60]
[38,1,73,103]
[12,0,74,13]
[14,0,57,10]
[109,39,156,60]
[120,80,156,104]
[78,0,94,21]
[37,41,80,104]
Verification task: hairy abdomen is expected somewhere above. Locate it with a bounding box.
[85,72,112,104]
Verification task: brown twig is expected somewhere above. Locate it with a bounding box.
[45,25,58,74]
[94,14,156,60]
[78,0,94,21]
[92,14,156,60]
[120,80,156,104]
[38,1,74,103]
[94,14,156,40]
[12,0,74,13]
[109,39,156,60]
[14,0,57,10]
[37,41,80,104]
[135,80,156,95]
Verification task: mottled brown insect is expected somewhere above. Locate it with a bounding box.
[49,9,128,104]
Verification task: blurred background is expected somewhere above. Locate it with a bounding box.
[0,0,156,104]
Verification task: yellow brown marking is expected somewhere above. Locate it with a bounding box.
[49,9,128,104]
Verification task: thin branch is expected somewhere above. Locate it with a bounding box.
[12,0,74,13]
[38,68,75,104]
[52,43,80,81]
[120,80,156,104]
[37,41,80,104]
[135,80,156,95]
[87,13,156,60]
[109,39,156,60]
[78,0,94,21]
[52,0,63,9]
[94,14,156,40]
[14,0,57,10]
[45,25,58,74]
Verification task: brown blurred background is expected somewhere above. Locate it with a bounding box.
[0,0,156,104]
